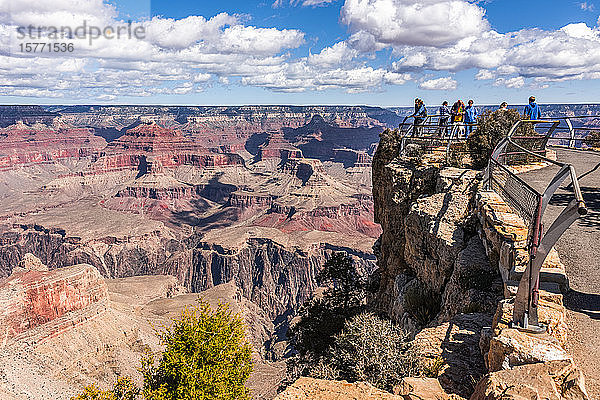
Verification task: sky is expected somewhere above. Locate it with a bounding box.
[1,0,600,106]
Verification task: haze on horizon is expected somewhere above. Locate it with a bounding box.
[2,0,600,106]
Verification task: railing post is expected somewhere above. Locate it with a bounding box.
[565,118,575,149]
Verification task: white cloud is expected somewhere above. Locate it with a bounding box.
[580,2,595,11]
[341,0,489,48]
[494,76,525,89]
[308,41,358,67]
[475,69,494,80]
[418,76,457,90]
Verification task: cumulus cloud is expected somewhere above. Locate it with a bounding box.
[419,76,457,90]
[341,0,489,48]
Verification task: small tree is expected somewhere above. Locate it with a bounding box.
[72,301,253,400]
[467,108,535,169]
[141,301,253,400]
[285,253,366,382]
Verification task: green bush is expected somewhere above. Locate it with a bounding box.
[72,301,253,400]
[72,377,140,400]
[141,302,253,400]
[467,108,535,169]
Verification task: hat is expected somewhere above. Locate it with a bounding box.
[529,96,536,102]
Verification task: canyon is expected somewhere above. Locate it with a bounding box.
[0,105,394,398]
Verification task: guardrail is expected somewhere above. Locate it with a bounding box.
[484,119,588,332]
[539,115,600,149]
[398,115,477,163]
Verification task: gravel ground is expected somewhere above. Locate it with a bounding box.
[519,148,600,398]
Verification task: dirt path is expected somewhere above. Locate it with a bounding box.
[520,148,600,398]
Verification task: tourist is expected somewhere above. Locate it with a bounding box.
[438,101,451,136]
[524,96,541,119]
[450,100,465,137]
[464,99,478,138]
[412,98,427,136]
[499,102,508,111]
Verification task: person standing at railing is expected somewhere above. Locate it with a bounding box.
[464,99,478,138]
[438,101,450,136]
[451,100,465,137]
[412,98,427,136]
[524,96,541,119]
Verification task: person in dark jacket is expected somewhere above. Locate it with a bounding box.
[412,98,427,136]
[438,101,450,136]
[524,96,541,119]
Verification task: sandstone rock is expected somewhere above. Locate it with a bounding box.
[487,328,571,372]
[436,168,480,194]
[441,236,502,320]
[412,313,492,397]
[471,360,589,400]
[492,299,568,348]
[275,377,403,399]
[404,192,469,294]
[394,377,450,400]
[16,253,48,272]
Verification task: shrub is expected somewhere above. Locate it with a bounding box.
[467,108,536,169]
[285,253,367,384]
[323,312,418,391]
[403,282,441,327]
[72,377,139,400]
[141,301,253,400]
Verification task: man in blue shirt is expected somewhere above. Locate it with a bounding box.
[524,96,542,120]
[464,99,478,138]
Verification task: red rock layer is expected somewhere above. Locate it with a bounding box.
[0,263,108,342]
[0,122,106,170]
[92,122,244,173]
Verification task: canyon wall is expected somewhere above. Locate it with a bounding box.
[371,128,588,399]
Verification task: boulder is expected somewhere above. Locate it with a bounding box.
[412,313,491,397]
[471,360,588,400]
[274,377,403,399]
[394,377,450,399]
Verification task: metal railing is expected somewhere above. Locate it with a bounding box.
[540,115,600,149]
[398,115,477,163]
[484,119,588,332]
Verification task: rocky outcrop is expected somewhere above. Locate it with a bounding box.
[371,127,588,398]
[372,129,500,329]
[471,360,588,400]
[0,254,108,343]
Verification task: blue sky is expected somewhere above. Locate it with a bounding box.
[2,0,600,105]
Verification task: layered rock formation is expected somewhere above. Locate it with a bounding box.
[0,121,106,171]
[370,128,589,399]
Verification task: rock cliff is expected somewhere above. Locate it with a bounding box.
[370,128,589,399]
